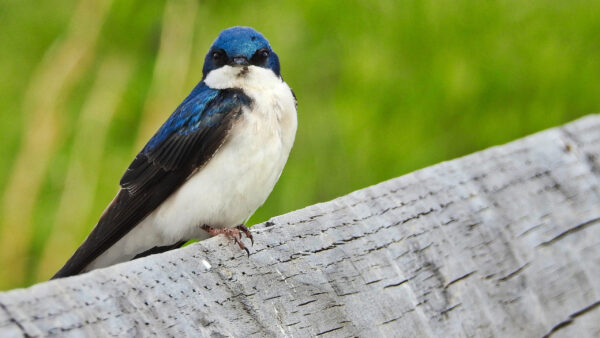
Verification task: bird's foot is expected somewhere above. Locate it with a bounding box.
[201,224,253,256]
[235,224,254,245]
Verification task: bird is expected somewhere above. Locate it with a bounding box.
[52,26,297,279]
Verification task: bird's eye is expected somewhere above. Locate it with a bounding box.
[212,50,224,60]
[251,49,270,66]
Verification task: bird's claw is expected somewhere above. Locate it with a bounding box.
[201,224,252,256]
[236,224,254,246]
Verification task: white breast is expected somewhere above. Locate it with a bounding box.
[86,66,297,270]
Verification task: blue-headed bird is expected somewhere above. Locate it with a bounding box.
[53,27,297,278]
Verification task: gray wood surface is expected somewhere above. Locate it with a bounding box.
[1,115,600,338]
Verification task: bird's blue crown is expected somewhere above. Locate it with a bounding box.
[202,26,281,78]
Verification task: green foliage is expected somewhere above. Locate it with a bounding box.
[0,0,598,288]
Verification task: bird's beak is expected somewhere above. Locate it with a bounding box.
[230,56,250,67]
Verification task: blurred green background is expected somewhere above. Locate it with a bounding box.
[0,0,598,289]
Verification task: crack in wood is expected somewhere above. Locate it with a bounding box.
[380,316,402,325]
[541,300,600,338]
[497,262,530,282]
[518,222,545,237]
[365,279,383,285]
[440,303,462,316]
[297,299,317,307]
[537,217,600,247]
[315,325,344,336]
[383,279,409,289]
[262,295,281,301]
[338,291,359,297]
[500,296,522,305]
[444,271,477,289]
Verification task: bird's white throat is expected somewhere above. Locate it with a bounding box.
[204,65,284,92]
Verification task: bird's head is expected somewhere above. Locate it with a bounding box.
[202,26,280,79]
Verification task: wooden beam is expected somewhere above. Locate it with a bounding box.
[1,115,599,337]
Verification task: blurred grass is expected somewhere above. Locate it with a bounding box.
[0,0,598,289]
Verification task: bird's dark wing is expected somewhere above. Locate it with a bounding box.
[52,84,252,279]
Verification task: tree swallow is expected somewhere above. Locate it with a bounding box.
[52,27,297,278]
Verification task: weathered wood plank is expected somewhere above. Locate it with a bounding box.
[1,115,599,337]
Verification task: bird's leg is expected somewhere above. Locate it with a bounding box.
[201,225,250,256]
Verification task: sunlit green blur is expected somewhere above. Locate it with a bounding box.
[0,0,598,289]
